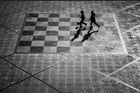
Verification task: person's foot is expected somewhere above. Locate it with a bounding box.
[93,30,99,35]
[75,27,79,29]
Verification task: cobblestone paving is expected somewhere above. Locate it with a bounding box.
[0,1,140,93]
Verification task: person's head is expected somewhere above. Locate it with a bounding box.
[80,11,84,14]
[91,11,95,15]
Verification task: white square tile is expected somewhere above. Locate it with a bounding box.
[34,31,46,36]
[45,36,58,41]
[31,41,44,46]
[36,22,48,26]
[58,31,70,36]
[48,18,59,22]
[23,26,35,30]
[20,36,33,41]
[57,41,70,47]
[60,13,70,18]
[59,22,70,26]
[39,13,49,17]
[44,47,57,53]
[70,18,80,22]
[47,26,58,31]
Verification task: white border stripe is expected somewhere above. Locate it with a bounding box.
[113,14,128,54]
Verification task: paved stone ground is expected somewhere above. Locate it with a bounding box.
[0,1,140,93]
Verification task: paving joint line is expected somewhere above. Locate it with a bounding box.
[99,58,139,81]
[122,24,140,35]
[0,24,19,34]
[2,53,15,58]
[119,2,140,12]
[0,54,79,93]
[0,56,63,93]
[122,11,140,18]
[89,66,140,92]
[0,1,51,17]
[0,2,24,12]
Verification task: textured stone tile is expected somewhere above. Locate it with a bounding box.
[123,4,140,16]
[0,26,11,35]
[116,12,140,33]
[6,54,60,74]
[0,59,29,91]
[0,12,25,33]
[100,77,139,93]
[111,61,140,91]
[1,77,59,93]
[108,1,139,12]
[0,3,18,16]
[36,55,105,93]
[0,32,18,56]
[90,54,135,74]
[122,31,140,57]
[2,1,43,11]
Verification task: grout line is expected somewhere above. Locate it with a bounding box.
[89,66,140,92]
[0,1,50,17]
[100,58,139,81]
[120,2,140,12]
[113,14,128,54]
[2,53,15,58]
[127,53,138,59]
[0,56,63,93]
[0,54,78,92]
[127,25,140,33]
[0,2,24,12]
[0,24,19,34]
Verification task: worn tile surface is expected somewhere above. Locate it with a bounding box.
[0,1,140,93]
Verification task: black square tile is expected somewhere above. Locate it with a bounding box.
[19,41,32,46]
[27,13,38,17]
[30,47,43,53]
[49,13,59,17]
[37,18,48,22]
[57,47,70,53]
[48,22,59,26]
[45,41,57,46]
[35,26,47,30]
[46,31,58,35]
[59,26,70,31]
[22,31,34,35]
[33,36,45,40]
[59,18,70,22]
[24,22,36,26]
[58,36,70,41]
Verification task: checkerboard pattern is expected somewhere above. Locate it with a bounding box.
[15,13,124,53]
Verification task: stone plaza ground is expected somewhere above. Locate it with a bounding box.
[0,1,140,93]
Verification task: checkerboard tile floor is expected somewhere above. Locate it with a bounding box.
[15,13,125,54]
[0,1,140,93]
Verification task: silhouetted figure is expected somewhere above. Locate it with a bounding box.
[76,11,87,26]
[90,11,100,28]
[71,11,87,41]
[71,24,86,41]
